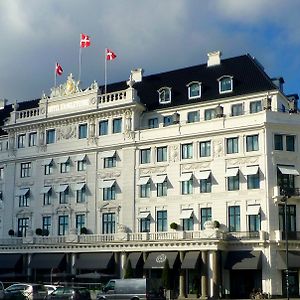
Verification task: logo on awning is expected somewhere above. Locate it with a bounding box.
[156,254,167,264]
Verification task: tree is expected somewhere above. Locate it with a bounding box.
[162,258,171,290]
[124,259,134,279]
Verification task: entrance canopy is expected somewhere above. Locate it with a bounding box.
[277,251,300,269]
[144,252,178,269]
[75,252,114,270]
[181,251,201,269]
[127,252,143,269]
[225,251,262,270]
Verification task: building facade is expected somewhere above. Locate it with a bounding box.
[0,51,299,298]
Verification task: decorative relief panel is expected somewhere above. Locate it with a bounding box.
[98,170,121,179]
[44,175,86,186]
[140,166,167,175]
[182,162,211,171]
[16,180,34,187]
[226,156,259,166]
[57,124,76,140]
[213,138,223,157]
[169,145,179,162]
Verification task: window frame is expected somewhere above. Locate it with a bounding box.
[157,146,167,162]
[218,76,233,94]
[181,143,193,160]
[200,207,212,230]
[112,118,122,134]
[187,111,200,123]
[228,205,240,232]
[46,129,56,144]
[99,120,109,136]
[102,212,115,234]
[226,137,239,154]
[181,178,193,195]
[250,100,262,113]
[103,185,116,201]
[148,118,159,129]
[231,103,243,116]
[187,82,201,99]
[140,148,151,164]
[157,210,167,232]
[246,134,259,152]
[199,141,211,157]
[158,87,171,104]
[20,162,31,178]
[58,215,69,236]
[78,123,88,139]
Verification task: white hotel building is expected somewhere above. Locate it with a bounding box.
[0,51,299,298]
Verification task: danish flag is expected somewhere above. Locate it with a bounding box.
[80,33,91,48]
[55,63,63,76]
[106,48,117,61]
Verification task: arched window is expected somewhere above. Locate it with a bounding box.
[218,76,233,94]
[187,81,201,99]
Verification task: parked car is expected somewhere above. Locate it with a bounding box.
[0,282,4,300]
[44,285,62,295]
[4,283,48,300]
[46,286,91,300]
[96,278,165,300]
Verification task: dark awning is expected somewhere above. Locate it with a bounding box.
[277,251,300,269]
[75,253,114,270]
[29,253,65,269]
[225,251,262,270]
[0,254,22,269]
[181,251,201,269]
[144,252,178,269]
[127,252,142,269]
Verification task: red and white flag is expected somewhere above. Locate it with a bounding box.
[106,48,117,60]
[55,63,63,76]
[80,33,91,48]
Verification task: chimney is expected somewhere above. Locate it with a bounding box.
[0,99,7,110]
[207,51,222,67]
[131,68,144,83]
[271,77,284,92]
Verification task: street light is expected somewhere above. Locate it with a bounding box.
[281,190,290,300]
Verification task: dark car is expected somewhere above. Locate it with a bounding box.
[46,286,91,300]
[4,283,48,300]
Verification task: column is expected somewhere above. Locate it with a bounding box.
[70,253,76,276]
[120,252,127,279]
[211,251,219,298]
[179,251,185,298]
[201,251,208,299]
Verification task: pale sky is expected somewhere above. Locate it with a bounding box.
[1,0,300,102]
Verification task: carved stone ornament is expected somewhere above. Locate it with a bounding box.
[214,139,223,157]
[50,73,81,98]
[118,224,129,233]
[57,124,76,140]
[170,145,179,162]
[99,170,121,179]
[227,156,259,166]
[140,167,167,175]
[182,162,211,171]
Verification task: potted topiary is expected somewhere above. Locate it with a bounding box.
[35,228,43,236]
[213,220,220,229]
[170,222,178,230]
[8,229,15,237]
[80,227,88,234]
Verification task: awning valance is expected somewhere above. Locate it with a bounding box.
[41,158,53,166]
[56,184,69,192]
[15,188,30,196]
[57,156,70,164]
[194,170,211,180]
[127,252,143,269]
[179,209,194,219]
[181,251,201,269]
[74,183,86,190]
[225,251,262,270]
[137,177,150,185]
[29,253,65,269]
[179,173,193,181]
[152,175,167,184]
[75,253,114,270]
[277,251,300,269]
[246,205,261,215]
[225,168,239,177]
[278,165,299,176]
[40,186,52,194]
[99,180,115,188]
[243,166,259,176]
[138,211,151,219]
[144,252,178,269]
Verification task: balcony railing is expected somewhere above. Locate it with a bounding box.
[281,231,300,240]
[225,231,260,240]
[279,187,300,197]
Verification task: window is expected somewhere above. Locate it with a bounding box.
[60,160,70,173]
[248,214,260,232]
[182,178,193,195]
[200,141,211,157]
[247,173,260,189]
[200,176,212,193]
[18,217,29,237]
[42,216,51,235]
[44,161,53,175]
[140,182,151,198]
[77,158,87,171]
[157,146,167,162]
[19,192,30,207]
[99,120,108,136]
[113,118,122,133]
[103,185,116,201]
[274,134,283,150]
[157,180,167,197]
[17,134,26,148]
[246,135,259,151]
[78,124,87,139]
[140,149,151,164]
[286,135,295,151]
[201,207,212,230]
[250,101,262,113]
[76,185,86,203]
[181,143,193,159]
[163,115,173,127]
[102,213,115,234]
[187,111,200,123]
[20,162,31,178]
[204,109,216,120]
[188,82,201,99]
[277,166,295,195]
[148,118,159,129]
[226,137,238,154]
[28,132,37,147]
[140,217,150,232]
[157,210,167,232]
[104,156,116,168]
[58,215,69,235]
[158,87,171,104]
[228,173,239,191]
[231,104,243,116]
[76,214,85,234]
[182,216,194,231]
[219,76,233,93]
[279,204,296,234]
[59,187,69,204]
[46,129,56,144]
[43,188,52,205]
[228,206,240,232]
[0,167,4,180]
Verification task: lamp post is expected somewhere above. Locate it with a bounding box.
[281,191,289,300]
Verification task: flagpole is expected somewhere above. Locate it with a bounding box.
[54,63,57,88]
[79,47,82,83]
[104,48,107,95]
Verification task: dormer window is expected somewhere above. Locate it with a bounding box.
[218,76,233,94]
[158,87,171,104]
[187,82,201,99]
